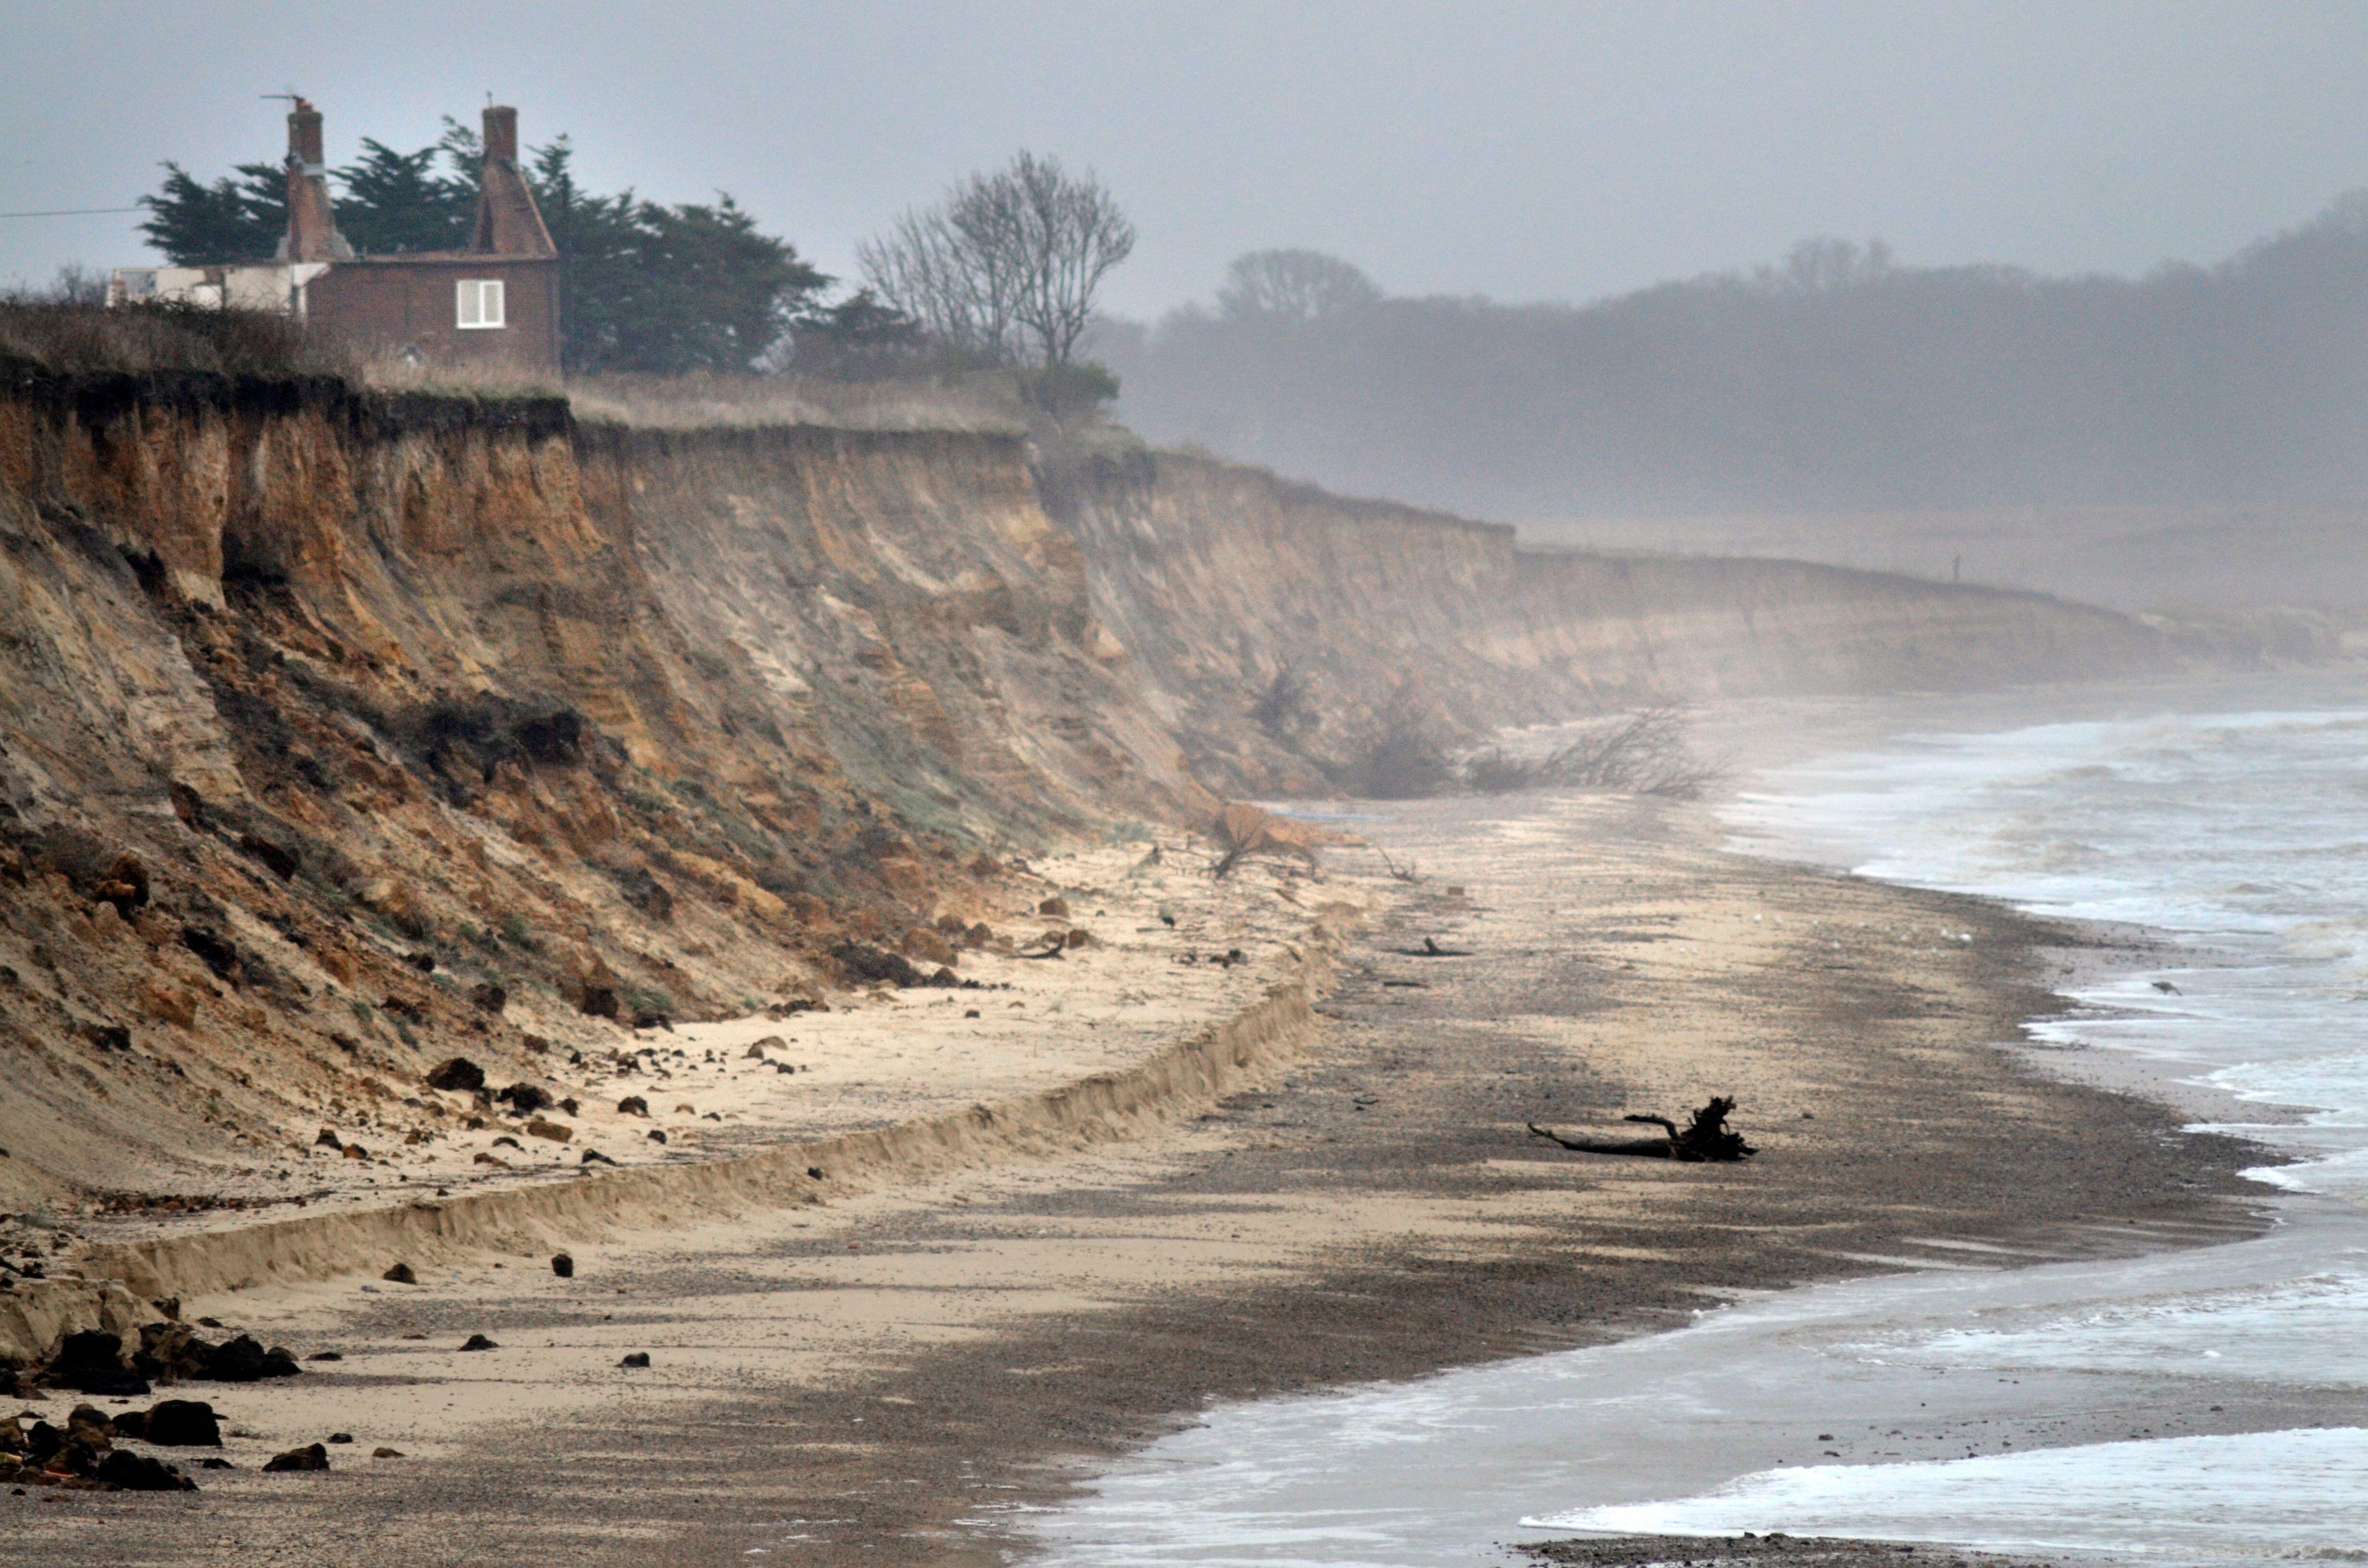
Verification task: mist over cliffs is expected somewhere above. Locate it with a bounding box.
[1094,195,2368,520]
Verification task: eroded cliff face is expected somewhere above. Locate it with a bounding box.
[0,373,2179,1211]
[580,424,1207,840]
[1049,451,2173,791]
[0,377,1111,1211]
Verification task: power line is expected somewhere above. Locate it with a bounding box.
[0,206,143,220]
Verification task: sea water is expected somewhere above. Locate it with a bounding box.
[1030,679,2368,1567]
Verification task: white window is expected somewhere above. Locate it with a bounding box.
[456,279,506,330]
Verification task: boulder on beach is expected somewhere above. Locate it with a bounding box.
[138,1399,222,1446]
[96,1448,196,1491]
[262,1443,330,1472]
[46,1330,148,1397]
[425,1056,485,1093]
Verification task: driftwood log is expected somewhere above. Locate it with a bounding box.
[1528,1095,1756,1162]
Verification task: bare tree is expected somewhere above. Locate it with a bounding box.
[860,151,1135,367]
[1216,249,1381,325]
[856,205,1019,362]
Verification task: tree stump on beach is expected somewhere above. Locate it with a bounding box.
[1528,1095,1756,1162]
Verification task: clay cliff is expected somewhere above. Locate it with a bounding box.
[0,369,2184,1213]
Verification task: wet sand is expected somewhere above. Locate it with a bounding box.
[3,790,2267,1565]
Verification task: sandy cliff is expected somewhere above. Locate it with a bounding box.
[1051,449,2172,790]
[0,369,2195,1225]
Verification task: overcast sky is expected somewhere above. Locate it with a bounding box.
[5,1,2365,318]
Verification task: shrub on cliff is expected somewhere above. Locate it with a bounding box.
[0,299,349,378]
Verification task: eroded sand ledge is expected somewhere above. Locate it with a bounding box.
[3,794,2269,1566]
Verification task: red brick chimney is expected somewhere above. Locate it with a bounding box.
[280,98,352,263]
[482,104,520,165]
[469,104,557,258]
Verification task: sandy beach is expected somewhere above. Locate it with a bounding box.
[2,785,2269,1565]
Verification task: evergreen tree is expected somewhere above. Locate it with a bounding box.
[137,162,286,264]
[526,140,828,374]
[333,137,474,253]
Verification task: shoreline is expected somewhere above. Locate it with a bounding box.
[3,790,2275,1566]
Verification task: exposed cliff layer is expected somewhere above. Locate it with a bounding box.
[0,375,1115,1216]
[0,370,2186,1216]
[1051,451,2172,791]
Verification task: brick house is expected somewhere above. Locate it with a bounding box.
[114,102,562,374]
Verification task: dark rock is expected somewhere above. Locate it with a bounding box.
[405,951,436,974]
[48,1331,148,1396]
[808,1166,825,1180]
[341,1142,370,1160]
[200,1456,232,1469]
[557,1097,578,1116]
[630,1011,671,1030]
[45,1433,104,1478]
[579,985,619,1019]
[261,1443,329,1472]
[495,1082,550,1115]
[382,1262,417,1285]
[469,981,507,1014]
[580,1149,614,1166]
[830,941,922,988]
[617,1095,649,1116]
[647,1129,666,1143]
[236,833,300,880]
[202,1335,266,1382]
[101,851,150,909]
[96,1448,196,1491]
[138,1400,221,1446]
[457,1334,497,1352]
[65,1405,114,1441]
[1038,896,1069,917]
[307,1350,342,1361]
[928,966,959,987]
[325,1432,353,1444]
[314,1127,342,1149]
[425,1056,484,1093]
[492,1135,522,1150]
[106,1409,144,1440]
[25,1421,62,1463]
[259,1346,301,1379]
[83,1022,133,1054]
[550,1253,574,1278]
[178,925,240,982]
[618,1352,650,1368]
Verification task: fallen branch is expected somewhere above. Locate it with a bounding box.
[1396,936,1471,957]
[1528,1095,1756,1162]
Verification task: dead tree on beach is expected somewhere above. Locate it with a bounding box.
[1528,1095,1756,1162]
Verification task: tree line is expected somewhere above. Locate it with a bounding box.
[1094,208,2368,512]
[138,123,1132,387]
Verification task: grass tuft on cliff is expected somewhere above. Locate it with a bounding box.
[0,299,353,379]
[567,372,1031,435]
